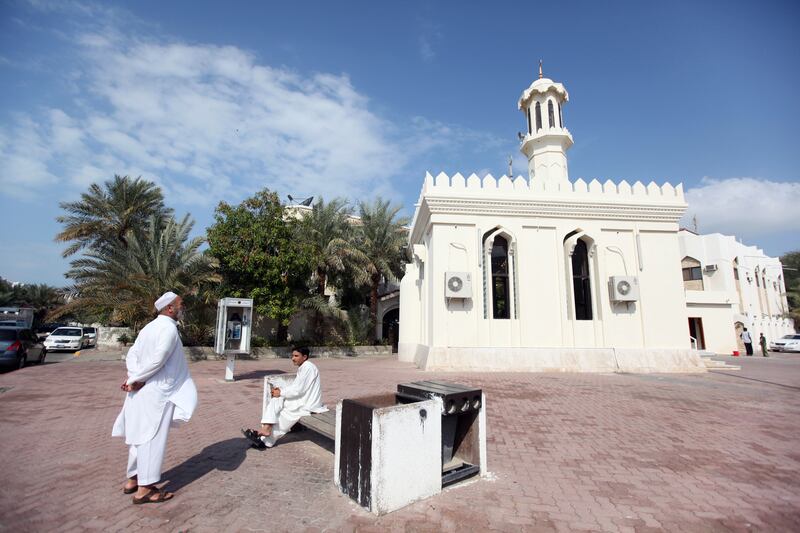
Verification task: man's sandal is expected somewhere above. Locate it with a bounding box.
[132,488,174,505]
[123,485,138,494]
[241,427,266,449]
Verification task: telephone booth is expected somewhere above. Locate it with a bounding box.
[214,297,254,381]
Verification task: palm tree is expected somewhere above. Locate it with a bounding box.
[56,175,172,257]
[58,214,220,331]
[296,198,364,341]
[355,198,409,336]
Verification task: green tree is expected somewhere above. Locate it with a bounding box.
[781,250,800,324]
[57,214,219,331]
[55,174,172,257]
[0,279,65,326]
[206,189,312,343]
[355,198,409,337]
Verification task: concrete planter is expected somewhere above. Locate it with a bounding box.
[183,345,392,361]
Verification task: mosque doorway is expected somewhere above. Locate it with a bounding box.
[382,308,399,353]
[688,317,705,350]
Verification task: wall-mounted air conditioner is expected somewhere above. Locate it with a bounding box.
[609,276,639,302]
[704,264,718,272]
[445,272,472,298]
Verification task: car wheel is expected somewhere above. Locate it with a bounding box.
[17,354,27,370]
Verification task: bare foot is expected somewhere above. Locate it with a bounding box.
[258,423,272,437]
[123,476,138,493]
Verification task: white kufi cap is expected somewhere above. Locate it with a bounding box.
[154,291,178,311]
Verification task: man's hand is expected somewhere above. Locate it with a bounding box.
[121,380,145,392]
[271,387,281,398]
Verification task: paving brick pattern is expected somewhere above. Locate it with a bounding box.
[1,354,799,532]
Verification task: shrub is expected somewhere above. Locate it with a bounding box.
[118,332,131,346]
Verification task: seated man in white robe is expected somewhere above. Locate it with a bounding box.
[241,346,327,449]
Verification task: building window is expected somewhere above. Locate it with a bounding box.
[548,101,555,129]
[572,239,592,320]
[682,266,702,281]
[755,272,760,287]
[491,236,510,319]
[558,102,563,128]
[535,102,542,131]
[526,107,532,134]
[733,260,739,280]
[681,256,704,290]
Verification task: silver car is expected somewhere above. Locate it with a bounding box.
[769,334,800,353]
[43,327,86,352]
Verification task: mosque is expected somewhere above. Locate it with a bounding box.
[396,65,791,372]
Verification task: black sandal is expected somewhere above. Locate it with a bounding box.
[241,428,266,449]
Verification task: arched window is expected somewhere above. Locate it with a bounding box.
[572,239,592,320]
[733,258,739,280]
[491,236,510,319]
[535,102,542,131]
[483,229,517,320]
[527,107,532,134]
[755,268,760,287]
[682,256,704,290]
[548,101,555,129]
[558,102,563,128]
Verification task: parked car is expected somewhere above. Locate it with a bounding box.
[43,327,86,352]
[82,326,97,348]
[770,334,800,353]
[0,327,47,369]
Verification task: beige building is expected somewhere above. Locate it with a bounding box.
[679,230,794,355]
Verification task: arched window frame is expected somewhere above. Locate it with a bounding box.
[526,107,532,135]
[563,231,597,321]
[681,256,704,290]
[482,227,518,320]
[548,100,556,129]
[535,102,542,131]
[558,101,563,128]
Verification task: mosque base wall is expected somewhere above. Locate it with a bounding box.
[417,346,706,373]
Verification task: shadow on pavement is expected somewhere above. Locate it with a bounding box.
[160,438,249,493]
[233,369,287,382]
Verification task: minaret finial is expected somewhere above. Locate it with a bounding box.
[508,155,513,177]
[538,60,543,79]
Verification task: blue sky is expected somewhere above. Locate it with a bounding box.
[1,0,798,286]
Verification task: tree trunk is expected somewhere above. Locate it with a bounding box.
[277,323,289,345]
[314,271,326,343]
[369,275,380,342]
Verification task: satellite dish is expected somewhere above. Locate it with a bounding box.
[287,194,295,203]
[300,196,314,206]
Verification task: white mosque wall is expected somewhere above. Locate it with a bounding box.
[400,171,704,372]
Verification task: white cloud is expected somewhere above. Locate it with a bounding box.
[683,177,800,241]
[0,2,505,213]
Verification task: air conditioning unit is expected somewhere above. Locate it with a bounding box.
[445,272,472,298]
[704,264,718,272]
[609,275,639,302]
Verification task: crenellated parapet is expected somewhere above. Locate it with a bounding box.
[420,172,685,203]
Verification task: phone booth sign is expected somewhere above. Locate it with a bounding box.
[215,297,254,381]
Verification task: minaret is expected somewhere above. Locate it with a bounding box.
[518,61,573,187]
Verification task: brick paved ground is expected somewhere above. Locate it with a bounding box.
[1,352,799,532]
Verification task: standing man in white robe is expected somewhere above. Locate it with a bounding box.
[112,291,198,504]
[241,347,327,449]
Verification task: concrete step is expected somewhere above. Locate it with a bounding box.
[701,357,741,370]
